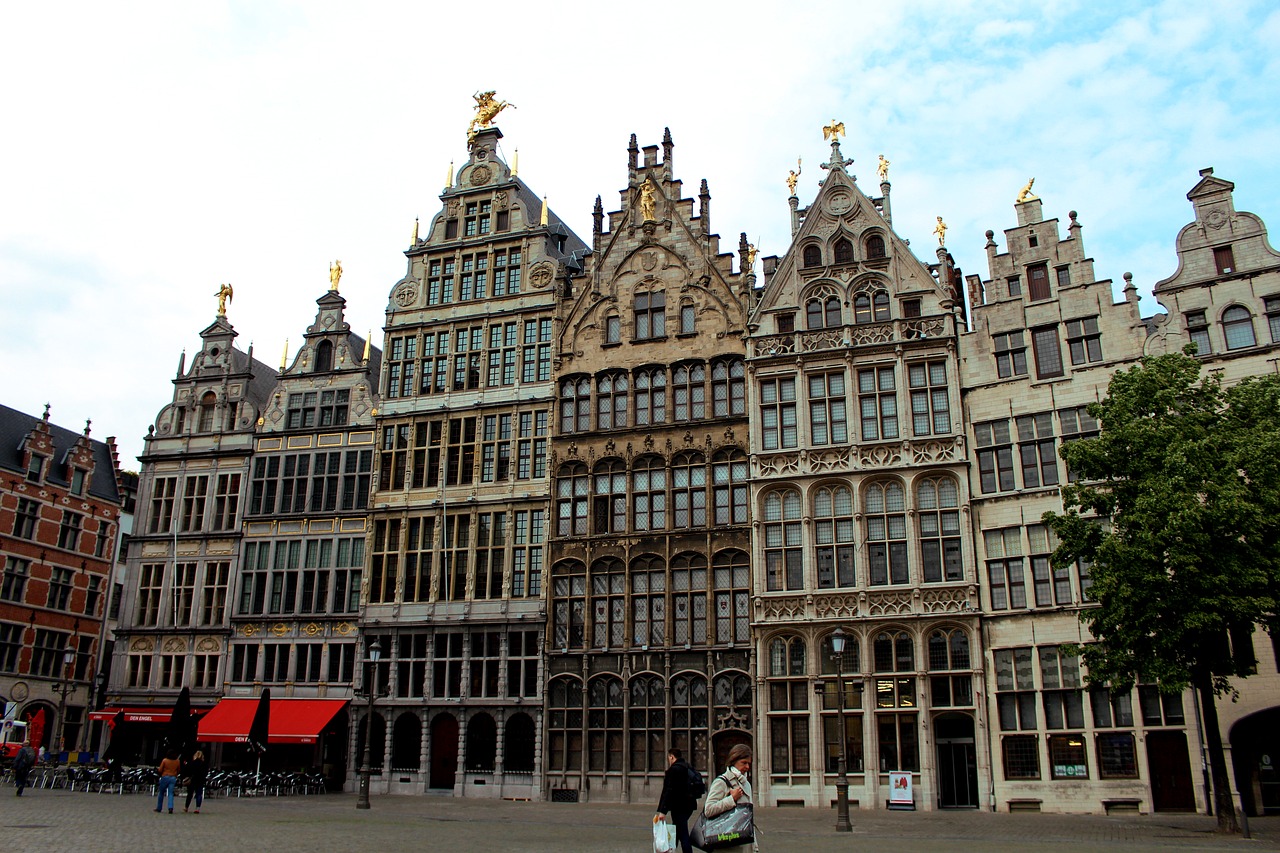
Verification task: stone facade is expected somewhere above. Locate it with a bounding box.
[107,314,274,753]
[229,287,379,775]
[0,404,123,754]
[746,137,975,810]
[359,126,580,799]
[544,131,754,803]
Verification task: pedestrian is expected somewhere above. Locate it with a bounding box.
[656,747,697,853]
[705,743,757,851]
[12,740,35,796]
[155,749,181,813]
[182,750,208,813]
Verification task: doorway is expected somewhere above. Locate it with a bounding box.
[1147,730,1196,812]
[430,713,459,790]
[934,714,978,808]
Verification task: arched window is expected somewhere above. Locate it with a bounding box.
[314,340,334,372]
[587,675,624,771]
[928,629,973,707]
[197,391,217,432]
[821,631,861,674]
[713,671,753,728]
[866,481,908,585]
[673,363,706,421]
[671,553,708,643]
[1223,305,1257,350]
[632,554,666,647]
[634,290,666,340]
[355,711,386,770]
[803,244,822,268]
[634,367,667,426]
[873,631,915,672]
[597,372,628,429]
[834,238,854,265]
[556,463,589,536]
[866,234,886,259]
[814,485,855,588]
[559,376,590,435]
[712,550,750,644]
[874,291,891,321]
[770,635,807,676]
[671,452,707,528]
[605,312,621,344]
[504,713,536,773]
[918,477,962,582]
[552,560,586,650]
[711,358,746,416]
[670,673,709,770]
[590,557,625,648]
[873,630,919,770]
[806,296,842,329]
[465,712,497,771]
[629,674,667,772]
[764,489,803,591]
[546,677,583,771]
[632,456,666,532]
[818,632,864,772]
[854,294,872,324]
[592,460,627,534]
[711,449,749,526]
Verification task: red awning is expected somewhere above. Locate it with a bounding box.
[88,707,210,724]
[196,699,348,745]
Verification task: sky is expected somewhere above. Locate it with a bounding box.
[3,1,1278,468]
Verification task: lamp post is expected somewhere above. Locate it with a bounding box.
[827,628,852,832]
[356,640,381,810]
[53,648,75,763]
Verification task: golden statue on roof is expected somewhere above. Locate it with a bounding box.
[215,283,234,316]
[786,158,802,196]
[1017,178,1038,203]
[933,216,948,247]
[878,154,891,183]
[822,120,845,141]
[468,91,515,141]
[329,260,343,291]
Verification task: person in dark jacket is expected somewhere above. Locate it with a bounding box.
[656,747,697,853]
[12,741,35,796]
[182,750,209,813]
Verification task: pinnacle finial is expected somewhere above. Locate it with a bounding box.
[700,178,709,196]
[84,418,92,437]
[43,403,50,422]
[663,127,673,145]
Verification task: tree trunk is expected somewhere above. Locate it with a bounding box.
[1194,671,1240,833]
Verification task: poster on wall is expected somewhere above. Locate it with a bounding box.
[888,772,915,810]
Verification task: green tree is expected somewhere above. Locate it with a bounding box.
[1045,349,1280,833]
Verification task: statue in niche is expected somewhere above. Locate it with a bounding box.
[639,181,656,221]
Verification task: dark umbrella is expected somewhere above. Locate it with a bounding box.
[165,687,194,756]
[248,688,271,771]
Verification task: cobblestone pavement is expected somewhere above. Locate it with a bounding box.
[3,788,1279,853]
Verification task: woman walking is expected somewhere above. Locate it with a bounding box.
[155,750,181,814]
[704,744,757,851]
[183,750,208,813]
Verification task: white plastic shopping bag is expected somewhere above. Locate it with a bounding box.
[653,816,677,853]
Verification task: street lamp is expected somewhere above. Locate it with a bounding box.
[825,628,853,832]
[53,648,75,763]
[356,639,381,810]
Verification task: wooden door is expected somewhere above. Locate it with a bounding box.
[430,713,459,790]
[1147,730,1195,811]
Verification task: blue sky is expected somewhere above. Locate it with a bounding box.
[2,1,1277,465]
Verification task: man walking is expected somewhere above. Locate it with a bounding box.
[656,748,700,853]
[12,740,35,796]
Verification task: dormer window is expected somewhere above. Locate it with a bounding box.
[26,454,44,483]
[315,340,334,372]
[1214,245,1236,275]
[803,245,822,268]
[834,238,853,265]
[197,392,217,432]
[70,469,85,496]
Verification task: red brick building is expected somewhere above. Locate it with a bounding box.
[0,404,123,755]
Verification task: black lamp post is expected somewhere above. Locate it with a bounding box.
[356,640,381,810]
[827,628,852,832]
[53,648,75,763]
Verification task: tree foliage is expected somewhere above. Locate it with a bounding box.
[1046,349,1280,693]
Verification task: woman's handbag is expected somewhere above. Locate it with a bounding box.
[690,803,754,851]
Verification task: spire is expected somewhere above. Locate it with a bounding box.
[446,160,454,189]
[363,331,371,362]
[628,133,638,183]
[280,338,289,371]
[176,349,186,378]
[412,217,419,244]
[512,149,519,177]
[662,126,673,178]
[699,178,711,236]
[540,196,549,226]
[593,195,604,246]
